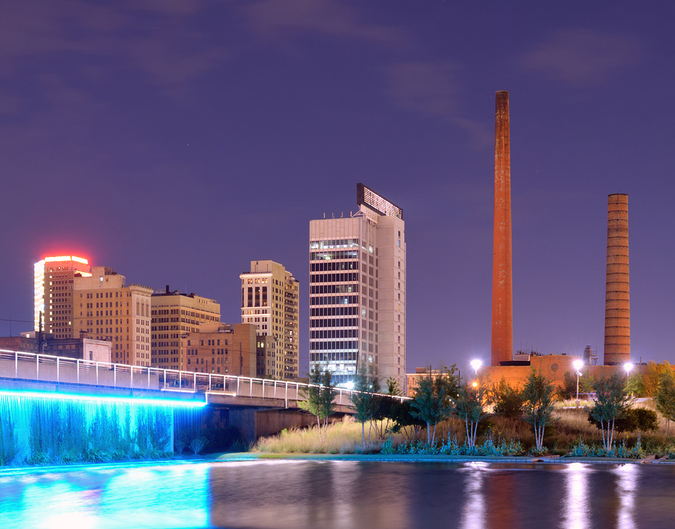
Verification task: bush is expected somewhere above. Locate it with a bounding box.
[493,381,524,419]
[588,407,658,433]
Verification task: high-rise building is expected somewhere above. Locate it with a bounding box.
[72,266,153,366]
[151,286,221,370]
[240,261,300,380]
[309,184,406,387]
[34,255,91,338]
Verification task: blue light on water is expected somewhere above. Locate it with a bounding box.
[0,463,210,529]
[0,389,206,408]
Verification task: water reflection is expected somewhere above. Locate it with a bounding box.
[0,463,209,529]
[459,462,486,529]
[561,463,591,529]
[613,464,637,529]
[1,460,675,529]
[209,460,406,529]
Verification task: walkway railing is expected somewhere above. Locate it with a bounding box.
[0,349,407,408]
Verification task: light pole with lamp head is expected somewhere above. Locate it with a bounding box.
[573,359,583,406]
[624,362,634,399]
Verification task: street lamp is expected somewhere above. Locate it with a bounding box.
[573,359,583,406]
[624,362,635,399]
[470,359,482,376]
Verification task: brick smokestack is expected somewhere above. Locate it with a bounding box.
[604,194,630,365]
[491,90,513,366]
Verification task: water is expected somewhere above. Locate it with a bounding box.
[1,459,675,528]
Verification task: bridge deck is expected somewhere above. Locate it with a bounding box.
[0,350,405,410]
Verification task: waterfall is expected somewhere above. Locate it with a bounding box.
[0,393,204,465]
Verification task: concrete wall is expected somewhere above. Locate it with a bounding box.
[228,407,345,442]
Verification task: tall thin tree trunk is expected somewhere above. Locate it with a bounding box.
[362,422,365,449]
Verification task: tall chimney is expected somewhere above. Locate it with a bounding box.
[604,194,630,365]
[491,90,513,366]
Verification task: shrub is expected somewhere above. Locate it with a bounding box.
[492,379,524,419]
[588,406,658,433]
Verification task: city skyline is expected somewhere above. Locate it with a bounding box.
[2,2,675,375]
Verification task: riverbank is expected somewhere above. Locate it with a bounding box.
[215,451,675,465]
[1,449,673,476]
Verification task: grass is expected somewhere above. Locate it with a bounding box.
[256,416,393,454]
[255,400,675,457]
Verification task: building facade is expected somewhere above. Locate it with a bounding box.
[309,184,406,387]
[34,255,91,338]
[0,333,111,362]
[71,266,153,366]
[181,322,257,377]
[240,261,299,380]
[151,286,220,370]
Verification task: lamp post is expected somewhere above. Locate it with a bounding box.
[573,359,583,406]
[624,362,634,399]
[470,359,482,377]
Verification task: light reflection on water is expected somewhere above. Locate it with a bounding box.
[0,463,209,529]
[0,460,673,528]
[614,464,637,529]
[562,462,591,529]
[459,462,487,529]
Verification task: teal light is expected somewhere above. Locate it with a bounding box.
[0,389,206,408]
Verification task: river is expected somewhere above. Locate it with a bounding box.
[1,459,674,528]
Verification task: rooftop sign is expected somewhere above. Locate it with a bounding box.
[356,183,403,219]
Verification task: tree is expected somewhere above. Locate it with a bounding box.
[588,407,658,433]
[350,372,381,448]
[589,374,631,451]
[409,372,454,445]
[386,377,402,396]
[521,370,557,452]
[655,369,675,435]
[642,361,671,397]
[299,367,337,442]
[454,382,488,449]
[492,378,524,418]
[559,371,578,401]
[625,372,646,398]
[386,399,426,441]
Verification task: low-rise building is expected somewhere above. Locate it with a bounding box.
[0,332,111,363]
[181,323,257,377]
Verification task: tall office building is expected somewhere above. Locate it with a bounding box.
[240,261,300,380]
[151,286,221,370]
[34,255,91,338]
[72,266,153,366]
[309,184,406,387]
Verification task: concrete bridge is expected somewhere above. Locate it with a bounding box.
[0,349,405,440]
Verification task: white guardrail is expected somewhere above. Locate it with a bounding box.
[0,349,407,409]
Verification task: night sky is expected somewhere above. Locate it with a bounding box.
[2,1,674,375]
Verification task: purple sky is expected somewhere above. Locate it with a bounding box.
[2,1,674,375]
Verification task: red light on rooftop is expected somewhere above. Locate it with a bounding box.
[43,255,89,265]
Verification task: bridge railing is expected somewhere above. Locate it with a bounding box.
[0,349,408,408]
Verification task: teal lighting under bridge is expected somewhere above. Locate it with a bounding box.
[0,389,206,466]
